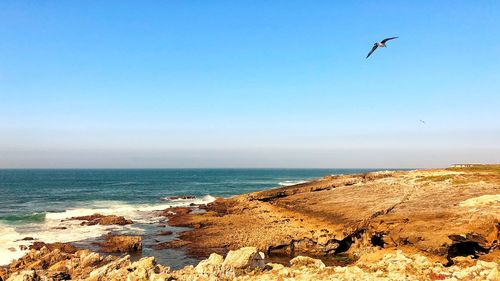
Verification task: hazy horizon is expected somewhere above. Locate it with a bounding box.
[1,1,499,168]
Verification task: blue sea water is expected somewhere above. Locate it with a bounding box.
[0,168,381,267]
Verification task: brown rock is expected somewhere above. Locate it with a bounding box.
[0,268,6,281]
[69,213,133,226]
[163,167,500,263]
[96,234,142,253]
[29,242,78,254]
[161,207,193,218]
[158,231,173,236]
[5,270,39,281]
[290,256,325,269]
[52,227,67,230]
[98,215,133,226]
[222,247,265,270]
[2,246,499,281]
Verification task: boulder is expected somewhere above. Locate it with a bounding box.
[222,247,265,270]
[96,234,142,253]
[290,256,326,269]
[194,253,224,276]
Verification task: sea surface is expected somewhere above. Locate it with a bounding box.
[0,168,383,267]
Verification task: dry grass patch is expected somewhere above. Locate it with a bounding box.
[447,164,500,174]
[417,175,455,183]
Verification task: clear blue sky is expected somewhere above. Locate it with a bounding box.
[1,1,499,168]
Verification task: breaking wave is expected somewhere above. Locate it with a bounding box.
[0,195,215,266]
[0,213,46,224]
[278,180,308,186]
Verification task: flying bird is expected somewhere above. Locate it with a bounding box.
[419,119,426,124]
[366,37,398,58]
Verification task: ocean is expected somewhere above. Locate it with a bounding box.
[0,168,381,267]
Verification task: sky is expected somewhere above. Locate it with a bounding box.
[0,1,499,168]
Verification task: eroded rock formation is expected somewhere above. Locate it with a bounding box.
[95,234,142,253]
[1,246,498,281]
[165,166,500,265]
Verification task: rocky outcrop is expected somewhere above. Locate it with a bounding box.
[2,246,499,281]
[28,242,78,254]
[165,167,500,265]
[69,214,133,226]
[95,234,142,253]
[160,207,194,220]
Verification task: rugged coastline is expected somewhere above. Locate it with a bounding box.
[166,165,500,266]
[1,165,499,280]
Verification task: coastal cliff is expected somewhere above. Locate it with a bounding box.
[1,166,499,280]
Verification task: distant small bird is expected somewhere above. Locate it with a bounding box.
[419,119,426,124]
[366,37,398,58]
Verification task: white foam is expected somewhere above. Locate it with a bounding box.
[0,224,27,266]
[278,180,308,186]
[0,195,216,266]
[0,218,124,266]
[46,195,215,221]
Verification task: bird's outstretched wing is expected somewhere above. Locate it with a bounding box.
[381,36,398,44]
[366,44,378,58]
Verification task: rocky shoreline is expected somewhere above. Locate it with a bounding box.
[1,244,498,280]
[164,166,500,266]
[1,165,499,280]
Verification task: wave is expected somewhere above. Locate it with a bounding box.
[278,180,308,186]
[160,195,215,204]
[45,195,215,221]
[0,213,46,224]
[0,195,216,266]
[105,181,139,186]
